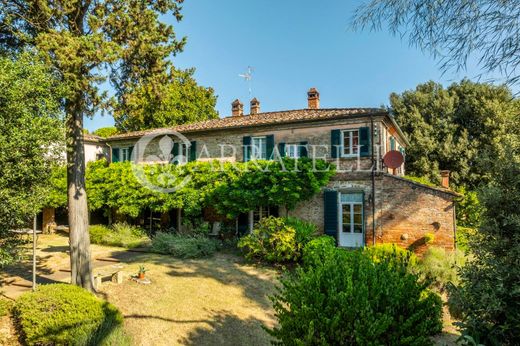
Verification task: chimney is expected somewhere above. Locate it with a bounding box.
[440,170,450,188]
[231,99,243,116]
[250,98,260,114]
[307,87,320,109]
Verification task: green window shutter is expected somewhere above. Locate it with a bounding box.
[299,141,308,158]
[128,146,134,162]
[324,190,338,242]
[112,148,120,163]
[242,136,251,162]
[172,142,179,164]
[390,137,396,151]
[359,127,370,157]
[189,141,197,162]
[331,129,341,158]
[266,135,275,160]
[278,142,286,157]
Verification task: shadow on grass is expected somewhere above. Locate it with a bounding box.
[179,310,272,346]
[147,253,278,310]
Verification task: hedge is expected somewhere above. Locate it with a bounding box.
[14,284,127,346]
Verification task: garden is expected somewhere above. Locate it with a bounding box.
[1,212,467,345]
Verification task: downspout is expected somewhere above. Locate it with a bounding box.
[371,116,376,246]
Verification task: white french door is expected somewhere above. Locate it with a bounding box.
[338,192,364,247]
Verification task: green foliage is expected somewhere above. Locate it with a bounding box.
[45,166,67,208]
[449,159,520,344]
[417,247,466,290]
[365,243,418,268]
[238,217,317,263]
[456,187,483,229]
[77,158,335,219]
[284,217,318,249]
[89,223,150,249]
[301,235,337,267]
[0,298,13,317]
[390,80,520,189]
[456,227,476,252]
[424,233,435,244]
[114,68,219,131]
[0,52,65,266]
[269,249,443,345]
[151,233,219,258]
[92,127,118,138]
[14,284,126,346]
[404,175,439,188]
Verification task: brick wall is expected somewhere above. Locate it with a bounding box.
[287,172,456,254]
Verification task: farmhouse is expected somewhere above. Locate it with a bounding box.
[97,88,458,252]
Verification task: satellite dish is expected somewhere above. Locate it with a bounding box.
[383,150,404,169]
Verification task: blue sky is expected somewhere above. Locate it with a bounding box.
[85,0,495,132]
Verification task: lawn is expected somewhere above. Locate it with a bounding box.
[0,233,280,345]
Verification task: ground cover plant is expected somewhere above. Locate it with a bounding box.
[269,244,443,345]
[14,284,128,345]
[151,232,220,258]
[89,223,150,249]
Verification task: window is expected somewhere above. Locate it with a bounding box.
[340,193,363,234]
[341,130,359,157]
[285,143,300,159]
[120,147,131,162]
[251,136,267,160]
[253,206,277,225]
[171,143,189,164]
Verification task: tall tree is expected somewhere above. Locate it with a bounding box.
[114,67,218,132]
[390,80,520,189]
[353,0,520,85]
[0,0,185,291]
[0,52,64,266]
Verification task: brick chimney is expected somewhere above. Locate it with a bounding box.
[440,170,450,188]
[307,88,320,109]
[231,99,243,116]
[250,98,260,114]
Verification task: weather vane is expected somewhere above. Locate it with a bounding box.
[238,66,254,98]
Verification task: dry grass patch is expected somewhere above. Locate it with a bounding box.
[98,253,279,346]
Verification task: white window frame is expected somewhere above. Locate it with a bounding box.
[340,194,363,234]
[251,136,267,160]
[285,143,300,159]
[340,129,360,157]
[120,147,131,162]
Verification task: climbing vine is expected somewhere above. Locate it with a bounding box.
[47,158,336,219]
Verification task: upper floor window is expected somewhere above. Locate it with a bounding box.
[285,143,300,159]
[341,129,359,157]
[251,136,267,160]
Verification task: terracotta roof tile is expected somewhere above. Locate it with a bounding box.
[108,108,387,140]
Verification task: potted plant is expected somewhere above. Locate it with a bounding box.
[137,265,148,280]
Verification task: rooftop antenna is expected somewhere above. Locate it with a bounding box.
[238,66,254,98]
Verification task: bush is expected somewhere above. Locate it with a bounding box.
[89,223,150,249]
[301,235,336,267]
[238,216,316,263]
[151,232,219,258]
[424,232,435,244]
[417,246,466,290]
[365,243,418,268]
[456,226,476,252]
[0,298,12,317]
[269,249,443,345]
[14,284,126,346]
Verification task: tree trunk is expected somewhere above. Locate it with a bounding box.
[66,98,94,292]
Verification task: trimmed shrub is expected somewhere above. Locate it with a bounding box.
[89,223,150,249]
[14,284,125,346]
[301,235,336,267]
[417,246,466,290]
[365,243,418,268]
[151,232,219,258]
[269,249,443,345]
